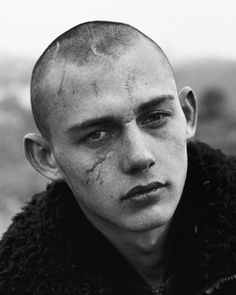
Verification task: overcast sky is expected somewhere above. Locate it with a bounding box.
[1,0,236,64]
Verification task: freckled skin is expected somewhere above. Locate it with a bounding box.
[48,40,191,233]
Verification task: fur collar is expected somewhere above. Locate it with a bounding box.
[0,141,236,294]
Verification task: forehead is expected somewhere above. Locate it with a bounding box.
[46,43,177,136]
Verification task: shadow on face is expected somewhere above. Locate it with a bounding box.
[24,36,197,232]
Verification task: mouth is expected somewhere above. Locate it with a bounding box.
[121,181,165,202]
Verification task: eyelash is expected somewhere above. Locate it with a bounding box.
[83,130,114,146]
[83,111,171,146]
[140,111,171,127]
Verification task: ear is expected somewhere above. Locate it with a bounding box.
[23,133,65,181]
[179,86,198,139]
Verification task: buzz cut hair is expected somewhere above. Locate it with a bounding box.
[31,21,169,140]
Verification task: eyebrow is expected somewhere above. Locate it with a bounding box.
[136,95,174,114]
[67,116,116,135]
[67,94,175,135]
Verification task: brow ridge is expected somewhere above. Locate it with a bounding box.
[67,94,174,135]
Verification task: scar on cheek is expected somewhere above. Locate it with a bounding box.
[95,169,102,183]
[84,153,110,184]
[81,176,104,186]
[85,155,107,175]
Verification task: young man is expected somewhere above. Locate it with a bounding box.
[0,21,235,295]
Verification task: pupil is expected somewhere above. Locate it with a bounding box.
[91,131,101,139]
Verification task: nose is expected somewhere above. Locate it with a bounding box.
[119,123,156,174]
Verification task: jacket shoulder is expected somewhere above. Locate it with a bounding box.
[0,182,81,294]
[187,141,236,286]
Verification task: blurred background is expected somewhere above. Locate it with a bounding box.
[1,0,236,237]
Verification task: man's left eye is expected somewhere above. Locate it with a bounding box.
[141,111,171,127]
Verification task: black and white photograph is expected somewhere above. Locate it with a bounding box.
[0,1,236,294]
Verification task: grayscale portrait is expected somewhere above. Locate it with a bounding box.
[0,2,236,295]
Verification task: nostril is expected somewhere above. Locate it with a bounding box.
[128,157,155,174]
[149,160,155,168]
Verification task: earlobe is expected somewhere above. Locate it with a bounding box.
[23,133,64,181]
[179,87,198,139]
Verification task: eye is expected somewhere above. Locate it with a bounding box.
[82,129,116,147]
[140,111,171,127]
[87,130,110,141]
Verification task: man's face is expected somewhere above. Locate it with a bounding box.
[48,42,190,232]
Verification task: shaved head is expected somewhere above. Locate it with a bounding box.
[31,21,172,140]
[26,21,197,234]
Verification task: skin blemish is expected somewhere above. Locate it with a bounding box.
[96,170,101,181]
[124,72,133,99]
[57,61,66,95]
[56,41,60,50]
[85,151,113,184]
[92,81,98,97]
[124,70,137,103]
[91,44,99,56]
[90,44,104,57]
[85,155,107,175]
[51,41,60,60]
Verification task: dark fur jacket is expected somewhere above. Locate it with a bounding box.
[0,141,236,295]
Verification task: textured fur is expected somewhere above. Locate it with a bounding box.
[0,141,236,294]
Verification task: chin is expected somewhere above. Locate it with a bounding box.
[136,200,178,231]
[123,212,173,233]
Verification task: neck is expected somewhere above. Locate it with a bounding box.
[81,208,172,288]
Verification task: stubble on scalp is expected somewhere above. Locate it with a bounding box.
[30,21,173,141]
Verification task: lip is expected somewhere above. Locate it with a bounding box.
[121,181,165,201]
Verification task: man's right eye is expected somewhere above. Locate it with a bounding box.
[88,130,108,141]
[83,130,112,146]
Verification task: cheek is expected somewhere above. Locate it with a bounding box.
[158,118,187,146]
[167,129,187,163]
[166,115,188,147]
[154,120,188,171]
[166,134,188,185]
[83,153,110,185]
[57,148,114,188]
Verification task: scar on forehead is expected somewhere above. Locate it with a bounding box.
[90,44,104,57]
[56,41,60,50]
[92,81,98,97]
[124,70,136,100]
[50,41,61,62]
[57,60,66,95]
